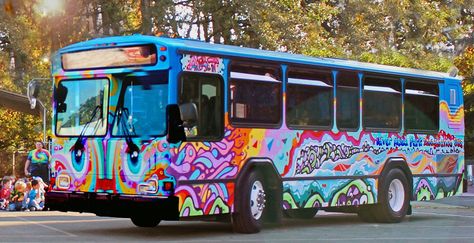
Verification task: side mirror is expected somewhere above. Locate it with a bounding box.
[55,83,68,113]
[166,104,186,144]
[55,83,68,103]
[27,81,40,109]
[179,102,198,128]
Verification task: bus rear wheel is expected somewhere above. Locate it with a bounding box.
[375,168,410,223]
[232,170,266,233]
[130,215,161,227]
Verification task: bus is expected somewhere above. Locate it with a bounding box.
[40,35,464,233]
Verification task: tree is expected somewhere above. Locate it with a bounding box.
[0,0,473,155]
[455,46,474,157]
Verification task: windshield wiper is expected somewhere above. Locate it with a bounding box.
[71,105,102,162]
[116,106,140,162]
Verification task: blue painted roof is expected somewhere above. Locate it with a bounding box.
[60,34,460,81]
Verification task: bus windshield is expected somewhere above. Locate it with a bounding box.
[56,79,109,136]
[113,77,168,137]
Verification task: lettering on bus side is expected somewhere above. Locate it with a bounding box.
[181,54,225,75]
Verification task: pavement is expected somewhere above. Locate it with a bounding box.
[0,184,474,242]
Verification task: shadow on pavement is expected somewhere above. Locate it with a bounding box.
[71,212,436,238]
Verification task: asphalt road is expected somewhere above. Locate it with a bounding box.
[1,199,474,243]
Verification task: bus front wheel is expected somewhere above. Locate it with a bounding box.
[375,168,410,223]
[131,215,161,227]
[232,170,266,233]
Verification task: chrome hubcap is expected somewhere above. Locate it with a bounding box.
[388,179,405,212]
[250,180,265,220]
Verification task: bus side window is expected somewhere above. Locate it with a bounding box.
[179,72,223,140]
[404,81,439,132]
[229,62,282,126]
[287,67,333,129]
[363,76,401,131]
[336,71,359,130]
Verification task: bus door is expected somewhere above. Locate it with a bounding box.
[107,73,169,193]
[178,72,224,141]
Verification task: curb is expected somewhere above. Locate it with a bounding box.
[411,201,468,209]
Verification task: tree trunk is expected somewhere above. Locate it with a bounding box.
[140,0,152,34]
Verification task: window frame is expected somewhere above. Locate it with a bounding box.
[286,66,334,131]
[54,77,110,138]
[178,71,225,142]
[362,75,402,133]
[403,79,440,134]
[228,60,283,129]
[336,70,360,132]
[111,77,169,138]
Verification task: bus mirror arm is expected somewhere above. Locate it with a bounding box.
[166,104,186,144]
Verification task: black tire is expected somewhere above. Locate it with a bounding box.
[131,215,161,227]
[375,168,410,223]
[232,171,266,233]
[284,208,318,219]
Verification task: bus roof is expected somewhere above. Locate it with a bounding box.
[60,34,460,81]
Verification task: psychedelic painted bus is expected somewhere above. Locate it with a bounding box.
[42,35,464,233]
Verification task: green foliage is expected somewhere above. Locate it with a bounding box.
[455,46,474,149]
[356,51,452,72]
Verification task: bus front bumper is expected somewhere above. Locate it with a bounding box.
[45,191,179,220]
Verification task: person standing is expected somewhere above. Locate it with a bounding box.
[24,141,51,184]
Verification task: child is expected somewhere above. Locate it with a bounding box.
[22,181,32,210]
[23,179,44,211]
[8,180,26,211]
[0,178,12,210]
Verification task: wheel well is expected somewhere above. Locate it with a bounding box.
[234,158,282,219]
[379,157,413,201]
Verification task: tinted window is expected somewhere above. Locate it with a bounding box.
[230,62,281,125]
[405,81,439,132]
[179,72,223,139]
[113,80,168,137]
[287,68,332,128]
[363,76,401,130]
[337,71,359,130]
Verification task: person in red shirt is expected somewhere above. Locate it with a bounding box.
[0,178,12,210]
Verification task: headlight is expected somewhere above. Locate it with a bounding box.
[138,179,158,194]
[56,174,71,189]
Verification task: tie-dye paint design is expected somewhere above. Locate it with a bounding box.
[50,123,464,216]
[49,37,464,220]
[283,179,377,209]
[28,149,50,164]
